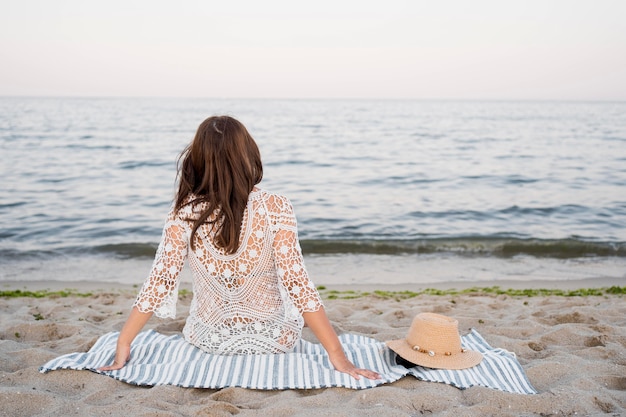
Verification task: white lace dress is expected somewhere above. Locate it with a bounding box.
[133,188,324,355]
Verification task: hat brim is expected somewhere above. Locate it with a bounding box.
[386,339,483,370]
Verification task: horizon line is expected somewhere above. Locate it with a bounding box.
[1,95,625,103]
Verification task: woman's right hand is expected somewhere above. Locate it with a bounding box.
[330,353,381,380]
[303,308,381,380]
[97,342,131,371]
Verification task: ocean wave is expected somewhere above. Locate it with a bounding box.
[299,238,626,258]
[2,238,623,261]
[90,243,159,258]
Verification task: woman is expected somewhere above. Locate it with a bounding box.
[99,115,379,380]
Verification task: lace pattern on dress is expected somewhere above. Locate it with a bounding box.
[133,189,323,355]
[134,213,188,319]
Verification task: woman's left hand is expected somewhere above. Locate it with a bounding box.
[97,343,131,371]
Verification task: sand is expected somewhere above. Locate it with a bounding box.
[1,279,625,417]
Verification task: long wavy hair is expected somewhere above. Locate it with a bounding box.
[175,116,263,254]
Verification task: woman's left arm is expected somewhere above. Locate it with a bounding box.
[98,211,188,370]
[98,307,152,371]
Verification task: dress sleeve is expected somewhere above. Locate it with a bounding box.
[271,195,323,314]
[133,208,188,319]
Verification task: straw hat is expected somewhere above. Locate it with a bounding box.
[386,312,483,370]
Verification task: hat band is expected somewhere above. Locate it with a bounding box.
[412,345,467,357]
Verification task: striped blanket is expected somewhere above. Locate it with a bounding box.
[39,329,536,394]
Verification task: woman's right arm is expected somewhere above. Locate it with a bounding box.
[270,195,379,380]
[303,308,381,380]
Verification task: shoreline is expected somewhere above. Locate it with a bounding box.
[2,252,625,289]
[1,276,624,294]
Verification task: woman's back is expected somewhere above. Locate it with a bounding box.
[135,188,323,355]
[98,115,379,381]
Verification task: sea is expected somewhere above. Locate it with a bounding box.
[1,97,625,288]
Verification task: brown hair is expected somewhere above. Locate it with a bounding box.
[175,116,263,254]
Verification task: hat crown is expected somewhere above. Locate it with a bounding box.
[406,313,462,355]
[385,312,483,370]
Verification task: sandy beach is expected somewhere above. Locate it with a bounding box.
[1,279,625,417]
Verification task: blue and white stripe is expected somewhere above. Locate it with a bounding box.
[39,329,536,394]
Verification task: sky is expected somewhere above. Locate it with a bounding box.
[1,0,625,100]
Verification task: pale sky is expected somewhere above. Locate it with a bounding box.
[1,0,625,100]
